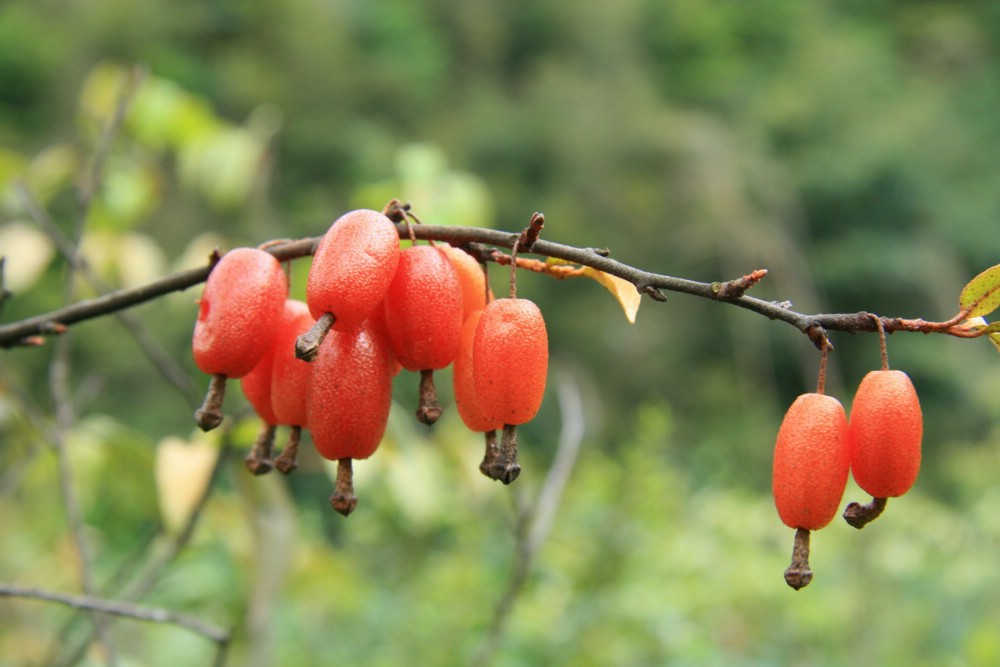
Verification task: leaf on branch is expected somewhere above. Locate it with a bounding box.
[544,257,641,322]
[582,267,642,323]
[958,316,1000,353]
[959,264,1000,318]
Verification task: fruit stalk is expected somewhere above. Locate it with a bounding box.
[478,430,500,478]
[245,423,276,475]
[482,424,521,485]
[194,373,227,431]
[295,312,335,362]
[274,425,301,475]
[784,528,814,590]
[416,369,443,425]
[330,457,359,516]
[843,496,888,529]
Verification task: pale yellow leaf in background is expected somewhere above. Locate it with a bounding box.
[581,267,642,323]
[155,433,219,534]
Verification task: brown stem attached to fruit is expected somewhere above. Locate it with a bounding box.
[245,423,276,475]
[194,373,227,431]
[478,429,500,478]
[330,457,359,516]
[869,313,890,370]
[784,528,814,590]
[483,424,521,485]
[295,312,335,362]
[274,425,301,475]
[415,369,443,425]
[843,496,888,529]
[815,336,833,395]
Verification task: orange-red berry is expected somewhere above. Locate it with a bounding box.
[453,310,504,433]
[192,247,287,379]
[772,393,850,531]
[306,323,393,462]
[306,209,400,333]
[473,298,548,426]
[847,370,922,498]
[440,245,489,320]
[383,245,464,372]
[270,300,315,428]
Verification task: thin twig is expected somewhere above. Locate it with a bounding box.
[0,583,231,645]
[51,421,237,667]
[0,223,985,349]
[472,372,586,667]
[15,182,201,405]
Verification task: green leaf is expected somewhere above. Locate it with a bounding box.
[960,264,1000,318]
[990,333,1000,355]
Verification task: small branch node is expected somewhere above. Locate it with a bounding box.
[713,269,769,301]
[637,283,668,302]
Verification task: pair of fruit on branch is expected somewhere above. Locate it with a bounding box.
[772,319,923,590]
[190,205,549,514]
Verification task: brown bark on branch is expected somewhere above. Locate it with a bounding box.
[0,224,984,349]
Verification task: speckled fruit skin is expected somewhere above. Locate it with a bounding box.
[453,310,503,433]
[383,245,464,372]
[239,336,280,426]
[473,298,548,426]
[306,323,393,461]
[440,245,489,320]
[269,300,314,428]
[192,247,287,378]
[306,209,401,333]
[772,393,850,531]
[848,370,922,498]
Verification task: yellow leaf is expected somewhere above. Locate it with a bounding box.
[581,267,641,323]
[155,433,219,534]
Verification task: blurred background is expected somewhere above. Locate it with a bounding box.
[2,0,1000,665]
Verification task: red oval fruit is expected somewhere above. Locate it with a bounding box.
[306,209,401,333]
[269,300,314,428]
[383,245,464,372]
[192,247,287,378]
[473,298,548,426]
[306,323,393,462]
[240,342,280,427]
[847,370,922,498]
[440,245,489,320]
[772,393,850,531]
[453,310,503,433]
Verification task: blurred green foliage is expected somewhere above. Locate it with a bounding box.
[2,0,1000,665]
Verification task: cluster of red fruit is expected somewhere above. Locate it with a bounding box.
[771,338,923,589]
[190,209,548,515]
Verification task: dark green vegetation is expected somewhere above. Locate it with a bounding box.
[3,1,1000,665]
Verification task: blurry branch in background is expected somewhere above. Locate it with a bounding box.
[472,371,586,667]
[0,221,990,354]
[0,583,231,664]
[15,182,202,406]
[42,66,145,667]
[50,424,236,667]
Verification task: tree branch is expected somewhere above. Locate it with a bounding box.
[0,583,231,645]
[0,223,982,350]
